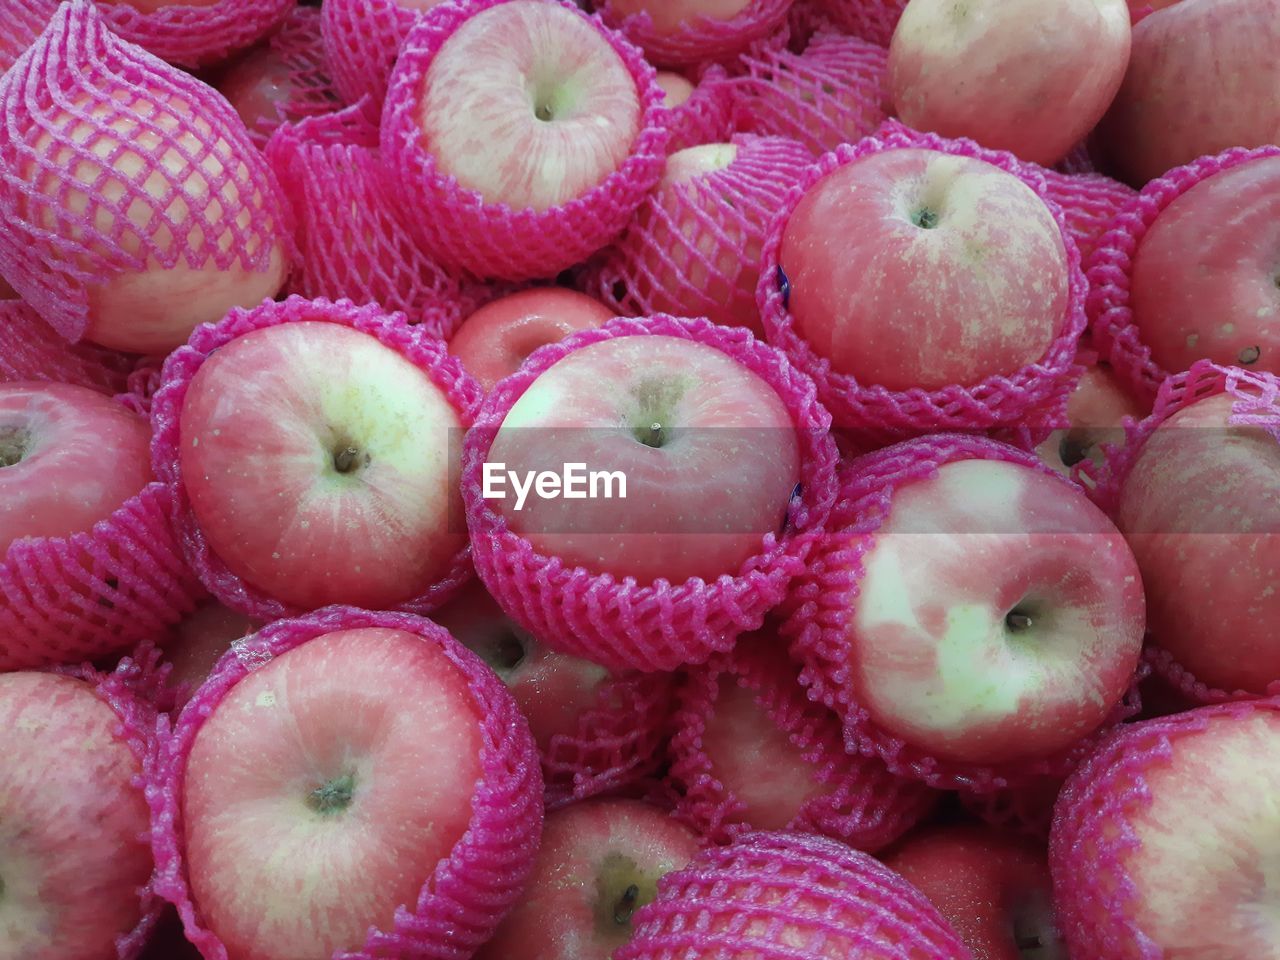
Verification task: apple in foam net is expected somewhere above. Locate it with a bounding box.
[163,601,258,696]
[416,0,642,213]
[654,71,695,108]
[779,148,1068,392]
[604,0,754,34]
[179,320,465,612]
[1036,362,1145,476]
[849,456,1145,765]
[485,333,801,586]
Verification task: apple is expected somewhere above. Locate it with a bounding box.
[0,382,152,554]
[162,601,257,699]
[889,0,1131,167]
[814,0,908,46]
[778,147,1070,392]
[1099,0,1280,185]
[1036,361,1146,475]
[655,71,695,107]
[602,0,755,35]
[0,300,135,396]
[884,825,1066,960]
[598,0,792,65]
[448,288,614,392]
[476,799,700,960]
[0,671,153,960]
[1128,154,1280,376]
[174,312,470,613]
[1116,390,1280,695]
[320,0,449,110]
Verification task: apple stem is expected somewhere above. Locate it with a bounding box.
[0,426,28,469]
[911,207,940,229]
[535,102,553,122]
[613,884,640,925]
[332,445,363,475]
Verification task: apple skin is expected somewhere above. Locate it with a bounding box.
[162,601,258,699]
[476,799,700,960]
[1036,362,1146,476]
[603,0,754,34]
[448,288,614,392]
[1116,391,1280,695]
[1099,0,1280,185]
[0,671,153,960]
[779,148,1069,392]
[1129,154,1280,377]
[0,382,152,554]
[655,70,695,107]
[889,0,1131,167]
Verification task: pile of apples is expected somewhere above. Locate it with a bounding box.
[0,0,1277,958]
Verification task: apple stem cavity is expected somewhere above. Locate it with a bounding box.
[636,422,666,449]
[1005,608,1035,634]
[0,426,29,468]
[911,207,940,229]
[306,773,357,816]
[331,444,365,475]
[535,102,554,122]
[613,884,641,926]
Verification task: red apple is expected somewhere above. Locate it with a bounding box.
[655,70,695,107]
[1036,361,1146,475]
[778,148,1069,391]
[162,601,257,698]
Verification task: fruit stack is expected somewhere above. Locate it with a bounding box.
[0,0,1275,958]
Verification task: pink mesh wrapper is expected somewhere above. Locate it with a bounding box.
[266,104,464,337]
[462,314,839,673]
[814,0,907,46]
[0,0,56,76]
[663,65,736,154]
[148,605,545,960]
[781,432,1144,793]
[148,295,482,622]
[381,0,670,282]
[958,776,1065,841]
[669,634,937,850]
[0,0,293,346]
[321,0,425,113]
[1041,168,1137,267]
[1049,699,1280,960]
[1086,145,1280,404]
[734,30,891,159]
[584,134,813,335]
[617,831,972,959]
[596,0,794,68]
[758,122,1086,444]
[98,0,293,69]
[0,298,135,394]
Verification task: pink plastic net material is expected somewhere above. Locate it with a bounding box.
[266,104,464,338]
[1086,145,1280,405]
[97,0,293,69]
[0,298,135,394]
[0,0,56,77]
[957,776,1066,841]
[616,830,972,959]
[1057,141,1098,176]
[758,122,1086,445]
[148,605,545,960]
[462,314,839,674]
[669,635,937,850]
[321,0,426,114]
[663,65,736,154]
[380,0,670,282]
[584,135,813,336]
[1040,168,1137,267]
[0,0,294,345]
[781,432,1144,793]
[813,0,908,47]
[149,296,483,622]
[733,30,891,158]
[595,0,795,68]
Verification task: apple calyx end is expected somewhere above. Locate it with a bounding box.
[0,426,29,469]
[613,883,640,925]
[331,443,368,476]
[306,773,356,816]
[911,207,941,230]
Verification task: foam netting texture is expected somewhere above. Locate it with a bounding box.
[321,0,426,113]
[149,296,482,622]
[668,634,937,849]
[148,605,545,960]
[0,0,293,345]
[380,0,671,282]
[1086,144,1280,405]
[584,134,813,335]
[814,0,908,46]
[0,0,55,76]
[462,313,839,674]
[957,775,1066,842]
[1041,168,1137,267]
[1049,699,1280,960]
[663,65,736,154]
[0,298,136,394]
[595,0,795,68]
[99,0,293,68]
[781,431,1145,793]
[266,103,464,337]
[733,30,890,159]
[758,122,1087,445]
[616,831,971,959]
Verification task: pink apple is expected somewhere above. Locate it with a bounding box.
[448,288,615,392]
[604,0,754,34]
[216,46,297,141]
[847,455,1144,765]
[884,825,1065,960]
[0,671,152,960]
[1036,361,1146,475]
[0,382,152,554]
[486,332,801,585]
[889,0,1131,167]
[415,0,642,213]
[1116,391,1280,694]
[779,148,1069,391]
[1099,0,1280,185]
[178,319,466,611]
[1129,155,1280,376]
[655,70,695,108]
[163,601,258,697]
[476,799,700,960]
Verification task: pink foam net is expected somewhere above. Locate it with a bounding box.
[595,0,794,68]
[321,0,426,114]
[97,0,293,69]
[781,432,1144,793]
[266,104,464,338]
[958,776,1066,842]
[147,605,545,960]
[0,0,56,76]
[0,298,136,394]
[757,122,1087,445]
[584,134,813,336]
[1086,145,1280,405]
[1041,168,1137,267]
[0,0,293,345]
[813,0,907,47]
[616,830,971,959]
[380,0,670,282]
[148,295,482,622]
[462,313,839,674]
[669,635,937,850]
[663,65,736,154]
